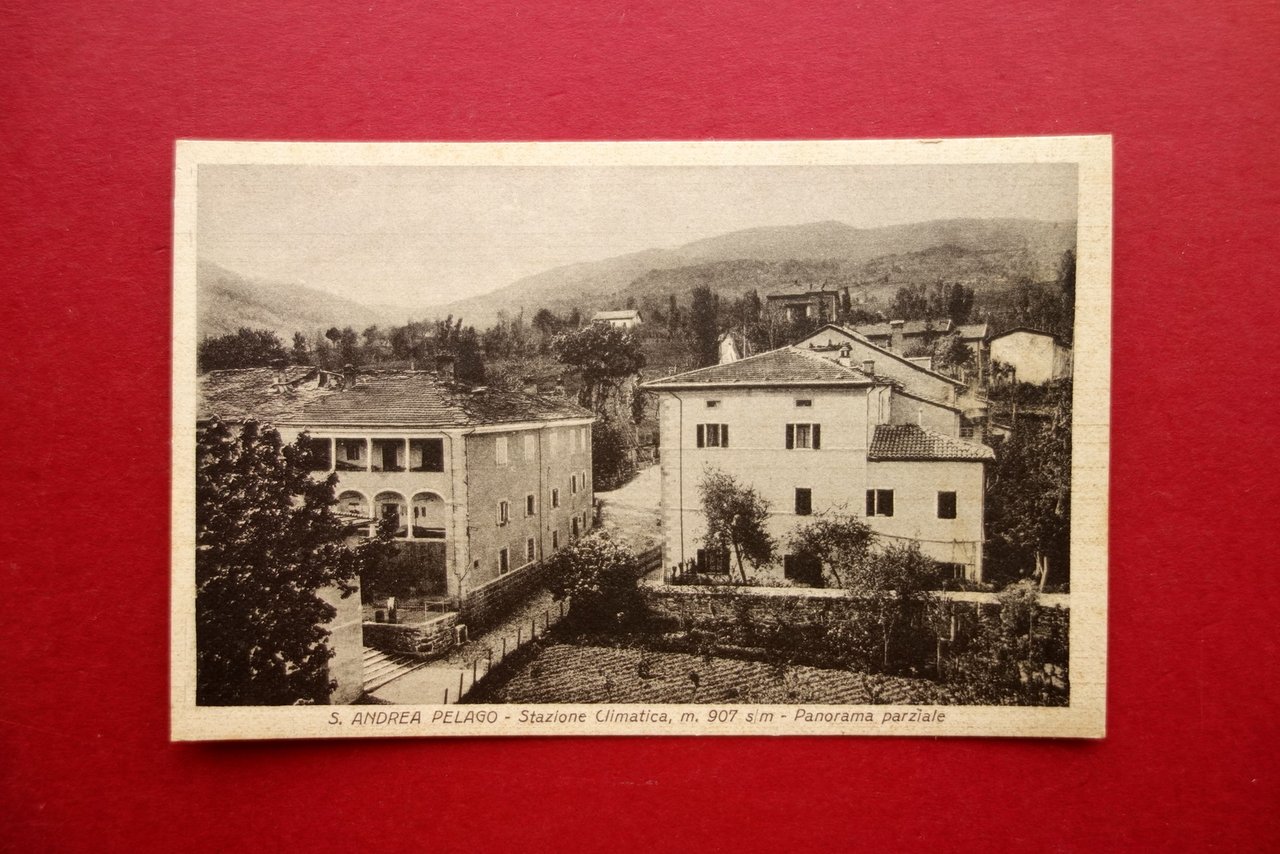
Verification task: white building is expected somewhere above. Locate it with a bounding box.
[591,309,643,329]
[642,326,994,583]
[989,327,1073,385]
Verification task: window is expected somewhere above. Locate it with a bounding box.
[495,435,508,465]
[571,474,578,495]
[571,516,579,538]
[497,500,509,526]
[526,537,536,564]
[794,488,812,516]
[371,438,405,472]
[335,439,367,471]
[498,547,510,575]
[695,423,729,448]
[940,562,966,580]
[705,400,720,408]
[696,547,730,574]
[937,491,957,519]
[552,530,559,551]
[525,493,536,517]
[409,438,444,472]
[795,399,812,408]
[523,433,536,460]
[551,488,560,508]
[785,423,821,450]
[866,489,894,517]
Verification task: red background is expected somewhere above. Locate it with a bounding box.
[3,1,1278,850]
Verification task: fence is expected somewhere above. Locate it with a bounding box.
[444,597,571,704]
[635,545,663,579]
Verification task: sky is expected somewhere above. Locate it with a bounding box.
[197,162,1078,308]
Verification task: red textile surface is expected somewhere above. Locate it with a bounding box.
[2,1,1277,850]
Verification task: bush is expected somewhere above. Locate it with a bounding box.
[546,530,643,631]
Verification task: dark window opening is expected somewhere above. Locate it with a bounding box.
[794,488,812,516]
[409,438,444,472]
[937,491,957,519]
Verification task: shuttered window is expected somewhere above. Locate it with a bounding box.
[696,424,728,448]
[937,491,957,519]
[866,489,894,517]
[786,423,821,449]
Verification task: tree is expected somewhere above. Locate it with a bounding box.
[197,328,288,372]
[985,379,1072,588]
[698,468,775,583]
[1057,248,1076,317]
[551,323,645,416]
[290,332,311,365]
[857,543,942,669]
[933,335,974,375]
[545,529,642,631]
[592,418,637,491]
[788,515,876,588]
[689,286,719,367]
[454,325,486,385]
[195,419,393,705]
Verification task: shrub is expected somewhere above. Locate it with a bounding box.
[546,530,643,631]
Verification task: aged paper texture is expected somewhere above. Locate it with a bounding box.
[172,137,1110,739]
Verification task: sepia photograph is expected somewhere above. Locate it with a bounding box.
[171,137,1110,738]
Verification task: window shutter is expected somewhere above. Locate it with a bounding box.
[786,424,795,449]
[882,490,894,517]
[696,424,705,447]
[721,424,729,447]
[866,489,876,516]
[812,424,821,449]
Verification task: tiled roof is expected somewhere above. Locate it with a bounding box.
[855,319,954,338]
[198,367,336,423]
[868,424,995,462]
[955,323,989,341]
[989,326,1071,347]
[641,347,877,388]
[198,368,593,428]
[592,310,641,321]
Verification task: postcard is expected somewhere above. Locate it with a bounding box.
[172,136,1110,739]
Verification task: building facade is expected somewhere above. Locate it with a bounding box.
[989,327,1073,385]
[197,366,596,603]
[591,309,643,329]
[642,331,993,583]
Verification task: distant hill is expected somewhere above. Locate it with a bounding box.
[197,260,407,341]
[429,218,1075,325]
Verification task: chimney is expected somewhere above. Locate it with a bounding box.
[836,343,852,366]
[889,320,905,353]
[861,359,875,375]
[553,378,566,397]
[435,354,455,379]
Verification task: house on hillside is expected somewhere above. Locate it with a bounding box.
[591,309,643,329]
[642,327,994,585]
[765,287,841,324]
[198,362,595,700]
[989,327,1072,385]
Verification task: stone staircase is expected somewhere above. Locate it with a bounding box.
[362,647,436,694]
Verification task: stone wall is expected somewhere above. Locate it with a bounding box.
[362,612,459,657]
[461,559,553,631]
